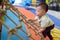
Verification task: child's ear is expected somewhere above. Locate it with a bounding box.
[43,10,46,13]
[43,10,45,13]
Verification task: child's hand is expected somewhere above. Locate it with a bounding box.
[26,18,33,21]
[38,28,45,33]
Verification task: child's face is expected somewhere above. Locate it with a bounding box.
[36,6,46,17]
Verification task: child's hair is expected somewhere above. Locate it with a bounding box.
[37,3,48,12]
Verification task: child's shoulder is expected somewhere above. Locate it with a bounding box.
[41,15,48,20]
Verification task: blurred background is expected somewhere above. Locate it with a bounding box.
[9,0,60,11]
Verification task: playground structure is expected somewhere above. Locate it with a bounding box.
[10,0,36,7]
[0,0,60,40]
[0,0,45,40]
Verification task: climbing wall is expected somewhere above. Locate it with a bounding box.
[0,0,45,40]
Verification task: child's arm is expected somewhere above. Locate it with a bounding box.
[26,16,38,22]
